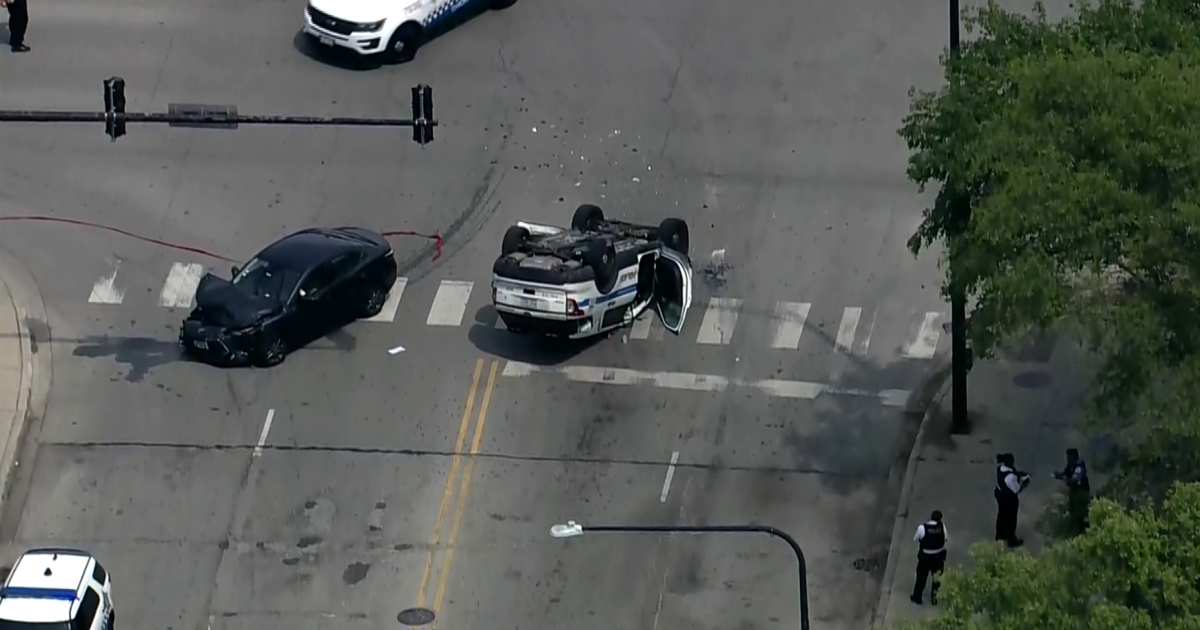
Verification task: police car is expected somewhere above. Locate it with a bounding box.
[0,549,115,630]
[492,204,693,339]
[303,0,517,62]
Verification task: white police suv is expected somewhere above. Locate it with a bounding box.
[0,549,114,630]
[492,204,693,339]
[303,0,517,62]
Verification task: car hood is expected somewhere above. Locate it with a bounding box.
[307,0,394,23]
[192,273,279,329]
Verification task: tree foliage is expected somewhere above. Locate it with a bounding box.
[900,0,1200,421]
[901,482,1200,630]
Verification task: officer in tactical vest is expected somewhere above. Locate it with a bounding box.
[910,510,948,605]
[995,453,1030,547]
[1054,448,1091,535]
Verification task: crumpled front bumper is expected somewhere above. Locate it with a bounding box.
[179,319,251,366]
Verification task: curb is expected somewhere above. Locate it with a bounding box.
[0,246,50,517]
[870,375,952,629]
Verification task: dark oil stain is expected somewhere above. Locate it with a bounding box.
[343,562,370,585]
[394,543,415,551]
[282,557,300,566]
[297,535,322,548]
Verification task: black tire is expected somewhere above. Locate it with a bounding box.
[107,611,115,630]
[383,22,421,62]
[657,217,690,255]
[501,225,530,256]
[571,204,605,232]
[252,330,287,368]
[584,241,618,294]
[360,283,388,318]
[490,0,516,8]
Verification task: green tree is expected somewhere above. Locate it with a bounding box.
[900,482,1200,630]
[900,0,1200,496]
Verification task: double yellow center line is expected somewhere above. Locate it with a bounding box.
[416,358,499,616]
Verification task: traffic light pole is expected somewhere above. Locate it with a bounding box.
[947,0,970,434]
[0,77,438,144]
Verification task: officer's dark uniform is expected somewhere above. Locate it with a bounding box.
[910,510,947,606]
[994,453,1029,547]
[1055,448,1091,535]
[5,0,30,52]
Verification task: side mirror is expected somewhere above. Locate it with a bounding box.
[231,266,240,278]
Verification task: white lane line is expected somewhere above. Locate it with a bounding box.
[88,260,125,304]
[500,361,909,403]
[426,280,473,326]
[158,262,205,308]
[903,312,942,359]
[856,308,877,355]
[254,408,275,458]
[629,312,654,340]
[770,301,811,349]
[835,307,862,354]
[695,297,742,345]
[365,277,408,323]
[660,451,680,503]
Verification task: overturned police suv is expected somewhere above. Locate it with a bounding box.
[491,204,693,339]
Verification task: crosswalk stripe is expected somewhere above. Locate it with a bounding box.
[770,302,811,349]
[88,260,125,305]
[695,298,742,345]
[364,278,408,323]
[629,312,654,339]
[903,312,942,359]
[835,307,862,354]
[426,280,473,326]
[158,263,205,308]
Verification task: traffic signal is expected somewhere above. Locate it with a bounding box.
[411,84,434,145]
[103,77,126,141]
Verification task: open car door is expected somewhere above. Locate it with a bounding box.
[653,247,693,334]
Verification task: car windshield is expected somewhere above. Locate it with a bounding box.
[232,257,300,303]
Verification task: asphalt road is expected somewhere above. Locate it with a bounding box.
[0,0,1064,628]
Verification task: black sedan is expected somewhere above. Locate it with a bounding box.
[179,227,399,367]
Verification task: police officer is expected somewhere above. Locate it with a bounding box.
[910,510,947,606]
[1054,448,1091,535]
[995,453,1030,547]
[2,0,30,52]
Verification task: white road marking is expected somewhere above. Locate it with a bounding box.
[856,308,877,355]
[254,408,275,458]
[695,297,742,345]
[426,280,473,326]
[660,451,680,502]
[158,263,205,308]
[500,361,909,403]
[388,345,406,355]
[770,301,811,349]
[88,260,125,304]
[903,312,942,359]
[365,277,408,323]
[629,312,654,339]
[835,307,862,354]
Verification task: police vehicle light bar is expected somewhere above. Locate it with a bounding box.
[0,587,79,601]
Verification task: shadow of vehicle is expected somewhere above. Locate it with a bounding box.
[292,0,516,69]
[467,305,605,366]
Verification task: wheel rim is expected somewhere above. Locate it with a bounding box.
[393,39,405,52]
[267,339,284,362]
[369,289,385,310]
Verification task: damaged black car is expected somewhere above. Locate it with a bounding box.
[179,227,399,367]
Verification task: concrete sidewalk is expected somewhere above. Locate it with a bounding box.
[0,247,48,516]
[873,334,1107,628]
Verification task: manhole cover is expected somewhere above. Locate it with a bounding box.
[1013,371,1052,389]
[397,608,436,626]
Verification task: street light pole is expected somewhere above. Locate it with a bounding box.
[550,521,810,630]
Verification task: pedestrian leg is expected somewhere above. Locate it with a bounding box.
[910,554,929,604]
[8,0,29,51]
[994,491,1005,540]
[929,551,946,605]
